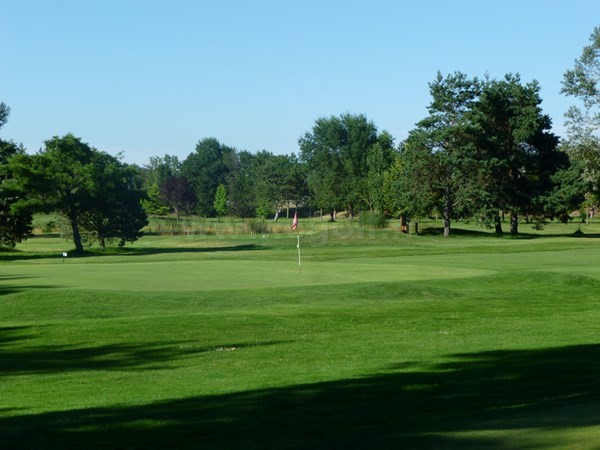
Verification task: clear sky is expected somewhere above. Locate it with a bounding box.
[1,0,598,165]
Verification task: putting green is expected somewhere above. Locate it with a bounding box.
[0,259,495,292]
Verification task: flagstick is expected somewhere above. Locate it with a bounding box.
[292,208,301,273]
[297,234,302,273]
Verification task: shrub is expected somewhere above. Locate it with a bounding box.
[532,221,545,231]
[559,214,571,224]
[43,220,57,233]
[358,212,388,229]
[244,218,269,234]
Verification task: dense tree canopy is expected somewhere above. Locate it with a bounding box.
[252,151,305,219]
[143,154,181,188]
[399,72,482,237]
[0,111,32,248]
[396,72,566,236]
[225,150,259,218]
[299,113,395,219]
[78,151,148,247]
[0,144,31,244]
[160,175,195,220]
[474,74,563,234]
[139,155,183,216]
[182,138,235,217]
[0,103,32,248]
[542,157,589,221]
[9,134,147,252]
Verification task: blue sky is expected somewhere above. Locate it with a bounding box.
[1,1,598,165]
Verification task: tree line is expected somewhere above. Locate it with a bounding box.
[1,27,598,250]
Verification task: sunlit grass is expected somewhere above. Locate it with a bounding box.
[2,220,600,448]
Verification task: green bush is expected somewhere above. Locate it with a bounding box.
[532,221,545,231]
[43,220,57,233]
[244,218,269,234]
[358,212,388,229]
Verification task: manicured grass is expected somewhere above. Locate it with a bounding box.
[2,221,600,448]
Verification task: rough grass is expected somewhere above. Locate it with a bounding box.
[1,220,600,448]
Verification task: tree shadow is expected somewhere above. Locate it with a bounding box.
[418,227,498,238]
[113,243,267,257]
[0,278,58,297]
[0,243,267,262]
[567,232,600,239]
[0,326,288,378]
[0,275,43,281]
[2,344,599,449]
[0,326,35,345]
[0,252,64,262]
[417,226,600,240]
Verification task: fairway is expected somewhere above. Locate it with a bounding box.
[2,227,600,448]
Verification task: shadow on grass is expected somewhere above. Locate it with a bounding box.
[418,227,498,238]
[0,243,267,262]
[2,344,599,449]
[113,243,267,257]
[0,326,34,345]
[567,232,600,239]
[417,226,544,239]
[0,253,63,262]
[0,279,57,297]
[418,225,600,240]
[0,326,286,378]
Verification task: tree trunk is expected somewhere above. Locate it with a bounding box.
[400,215,409,234]
[414,221,419,235]
[494,212,503,234]
[443,218,450,238]
[443,189,451,238]
[495,217,503,234]
[69,213,84,253]
[99,237,106,248]
[510,211,519,235]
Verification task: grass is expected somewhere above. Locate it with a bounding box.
[1,219,600,448]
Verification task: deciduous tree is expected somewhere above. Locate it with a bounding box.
[0,139,32,248]
[365,131,396,214]
[79,153,148,247]
[226,150,258,218]
[182,138,235,216]
[299,113,392,220]
[9,134,147,252]
[0,102,33,248]
[160,176,195,220]
[561,26,600,195]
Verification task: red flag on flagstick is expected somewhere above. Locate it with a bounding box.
[292,211,298,231]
